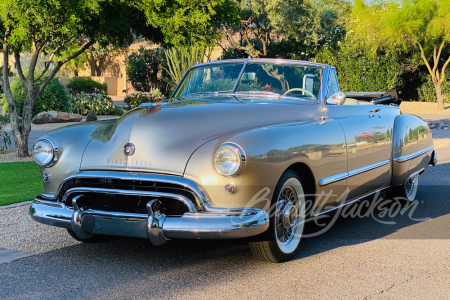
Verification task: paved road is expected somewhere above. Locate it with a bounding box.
[0,143,449,299]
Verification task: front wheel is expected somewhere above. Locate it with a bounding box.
[249,170,306,263]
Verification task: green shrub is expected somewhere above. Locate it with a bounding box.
[124,88,165,107]
[317,45,407,93]
[70,92,123,116]
[67,77,107,95]
[2,76,71,117]
[125,47,171,95]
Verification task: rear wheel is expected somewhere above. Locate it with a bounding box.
[249,170,306,263]
[386,173,419,204]
[66,229,111,243]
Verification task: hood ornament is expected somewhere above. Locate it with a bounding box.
[124,143,135,156]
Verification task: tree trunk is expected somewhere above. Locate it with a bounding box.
[14,131,30,157]
[87,55,96,76]
[434,82,445,110]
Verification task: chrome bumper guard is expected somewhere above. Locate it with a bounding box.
[29,199,269,246]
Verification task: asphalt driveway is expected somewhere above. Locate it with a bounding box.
[0,137,449,299]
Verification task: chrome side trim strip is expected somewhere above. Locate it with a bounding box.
[408,168,425,180]
[318,171,348,186]
[394,146,433,163]
[318,159,391,186]
[348,159,391,177]
[314,185,390,217]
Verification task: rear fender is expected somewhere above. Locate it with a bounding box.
[391,114,433,186]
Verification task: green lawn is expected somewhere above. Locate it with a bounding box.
[0,161,43,206]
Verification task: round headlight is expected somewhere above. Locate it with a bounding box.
[33,139,56,167]
[214,143,246,177]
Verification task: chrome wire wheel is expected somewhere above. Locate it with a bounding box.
[274,177,305,254]
[405,175,416,197]
[404,173,419,201]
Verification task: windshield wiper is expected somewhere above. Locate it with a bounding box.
[188,90,231,97]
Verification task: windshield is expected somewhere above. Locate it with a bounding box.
[173,62,322,101]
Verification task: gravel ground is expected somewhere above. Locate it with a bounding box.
[0,149,33,163]
[400,101,450,115]
[0,205,79,254]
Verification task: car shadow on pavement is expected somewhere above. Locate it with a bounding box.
[1,167,449,299]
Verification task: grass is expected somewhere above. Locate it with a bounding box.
[0,161,43,206]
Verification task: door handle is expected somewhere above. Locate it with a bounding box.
[370,108,381,113]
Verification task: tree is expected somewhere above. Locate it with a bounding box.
[85,43,126,77]
[0,0,236,157]
[221,0,321,57]
[349,0,450,110]
[220,0,351,58]
[125,47,170,94]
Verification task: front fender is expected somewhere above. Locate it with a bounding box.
[184,120,348,211]
[37,120,117,196]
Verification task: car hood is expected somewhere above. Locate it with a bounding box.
[80,99,318,175]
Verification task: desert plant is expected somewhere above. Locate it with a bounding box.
[67,77,108,95]
[70,93,123,116]
[164,46,208,89]
[2,75,71,117]
[0,114,11,154]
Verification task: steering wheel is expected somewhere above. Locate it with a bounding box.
[283,88,316,100]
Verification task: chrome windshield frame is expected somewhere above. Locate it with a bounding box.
[170,58,330,105]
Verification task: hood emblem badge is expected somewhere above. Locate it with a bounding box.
[124,143,136,156]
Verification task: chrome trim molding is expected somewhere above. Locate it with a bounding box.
[408,168,425,180]
[348,159,391,177]
[318,159,391,186]
[314,185,390,217]
[394,146,433,163]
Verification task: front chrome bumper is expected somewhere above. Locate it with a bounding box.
[29,199,269,245]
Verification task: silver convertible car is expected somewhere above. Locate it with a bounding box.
[30,59,436,262]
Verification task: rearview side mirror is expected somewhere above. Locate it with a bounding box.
[327,92,346,105]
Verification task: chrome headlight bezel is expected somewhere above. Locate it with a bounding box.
[214,143,246,177]
[33,137,58,167]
